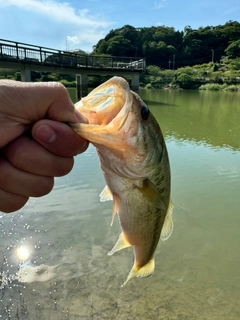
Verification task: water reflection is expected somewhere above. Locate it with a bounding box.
[141,89,240,151]
[0,89,240,319]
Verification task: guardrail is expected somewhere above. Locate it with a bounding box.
[0,39,146,71]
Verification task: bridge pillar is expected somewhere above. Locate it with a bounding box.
[21,65,31,82]
[131,74,140,92]
[76,74,88,100]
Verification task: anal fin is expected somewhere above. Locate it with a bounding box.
[108,233,131,256]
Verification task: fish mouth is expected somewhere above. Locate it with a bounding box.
[74,76,131,126]
[69,77,133,149]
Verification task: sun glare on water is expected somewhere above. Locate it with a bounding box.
[16,246,31,261]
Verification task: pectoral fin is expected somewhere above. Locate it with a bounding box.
[161,200,174,241]
[137,179,165,210]
[108,233,131,256]
[99,185,113,202]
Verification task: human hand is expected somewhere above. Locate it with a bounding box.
[0,80,88,213]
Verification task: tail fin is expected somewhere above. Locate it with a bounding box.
[121,257,155,287]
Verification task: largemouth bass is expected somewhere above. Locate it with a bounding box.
[70,76,173,286]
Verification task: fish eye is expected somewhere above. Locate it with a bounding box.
[141,105,150,120]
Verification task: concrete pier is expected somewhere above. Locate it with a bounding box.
[131,73,140,92]
[21,65,31,82]
[76,73,88,100]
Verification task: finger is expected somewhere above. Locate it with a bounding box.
[0,189,28,213]
[4,135,74,177]
[0,158,54,197]
[0,81,87,147]
[32,120,89,157]
[0,81,81,123]
[32,82,87,123]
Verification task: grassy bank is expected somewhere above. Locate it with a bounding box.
[1,57,240,91]
[199,83,240,91]
[142,58,240,91]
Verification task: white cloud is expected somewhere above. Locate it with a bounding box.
[66,32,105,52]
[0,0,114,51]
[0,0,112,28]
[153,0,168,9]
[67,32,103,45]
[67,36,80,45]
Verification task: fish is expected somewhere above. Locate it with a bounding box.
[70,76,173,286]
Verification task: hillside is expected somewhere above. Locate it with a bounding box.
[93,21,240,68]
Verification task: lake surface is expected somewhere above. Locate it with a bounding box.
[1,88,240,319]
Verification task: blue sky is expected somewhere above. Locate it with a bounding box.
[0,0,239,53]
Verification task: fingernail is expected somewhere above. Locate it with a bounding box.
[35,125,57,143]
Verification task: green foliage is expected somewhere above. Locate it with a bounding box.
[176,74,195,89]
[176,66,194,75]
[144,65,176,88]
[146,65,161,77]
[93,21,240,69]
[145,57,240,90]
[199,83,225,90]
[228,58,240,70]
[0,68,17,77]
[223,85,240,91]
[14,71,21,81]
[39,72,60,82]
[59,79,76,87]
[225,40,240,58]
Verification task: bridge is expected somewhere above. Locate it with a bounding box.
[0,39,146,98]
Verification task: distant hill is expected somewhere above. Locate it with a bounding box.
[92,21,240,68]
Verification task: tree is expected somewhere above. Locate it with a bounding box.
[225,40,240,58]
[105,36,133,56]
[92,21,240,68]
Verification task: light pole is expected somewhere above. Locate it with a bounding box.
[172,54,175,70]
[211,49,214,63]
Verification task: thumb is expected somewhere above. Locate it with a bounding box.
[32,120,88,157]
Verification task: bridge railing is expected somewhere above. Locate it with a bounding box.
[0,39,146,71]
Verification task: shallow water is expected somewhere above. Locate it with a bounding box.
[0,89,240,319]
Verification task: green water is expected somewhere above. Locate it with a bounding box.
[0,89,240,319]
